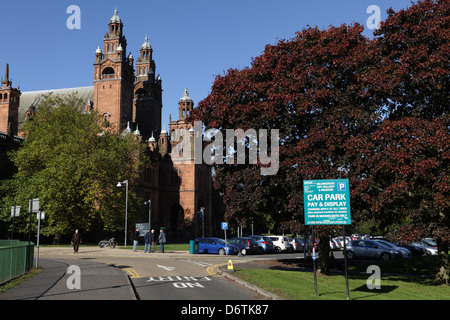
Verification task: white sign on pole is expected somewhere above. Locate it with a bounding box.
[29,198,40,213]
[11,206,21,217]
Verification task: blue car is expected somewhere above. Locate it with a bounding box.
[195,237,239,255]
[249,235,275,254]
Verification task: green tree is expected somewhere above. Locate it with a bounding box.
[0,93,150,243]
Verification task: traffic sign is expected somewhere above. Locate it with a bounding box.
[221,222,228,230]
[304,179,351,225]
[11,206,20,217]
[29,198,39,213]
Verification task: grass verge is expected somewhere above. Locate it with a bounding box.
[234,268,449,300]
[0,268,42,295]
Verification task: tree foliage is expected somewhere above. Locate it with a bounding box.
[0,93,150,241]
[191,0,449,281]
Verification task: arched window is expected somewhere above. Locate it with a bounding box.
[102,67,115,79]
[135,88,146,98]
[3,93,7,101]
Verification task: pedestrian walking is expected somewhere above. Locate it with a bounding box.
[158,228,166,253]
[71,229,82,254]
[144,229,151,253]
[150,229,156,252]
[132,228,140,252]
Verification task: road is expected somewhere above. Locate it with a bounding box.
[35,246,316,300]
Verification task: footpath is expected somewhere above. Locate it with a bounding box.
[0,246,191,300]
[0,246,280,300]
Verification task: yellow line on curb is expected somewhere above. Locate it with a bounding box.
[124,268,140,278]
[206,263,228,277]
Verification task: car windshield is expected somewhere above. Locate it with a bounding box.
[263,237,272,241]
[377,240,395,248]
[215,238,226,245]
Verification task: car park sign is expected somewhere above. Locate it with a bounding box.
[304,179,351,225]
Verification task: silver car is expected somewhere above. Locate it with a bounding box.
[346,240,403,261]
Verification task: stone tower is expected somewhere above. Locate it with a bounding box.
[93,8,135,130]
[133,35,163,139]
[0,64,21,136]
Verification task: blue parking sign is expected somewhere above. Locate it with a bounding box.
[221,222,228,230]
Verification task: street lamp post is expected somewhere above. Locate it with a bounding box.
[144,199,151,231]
[117,180,129,247]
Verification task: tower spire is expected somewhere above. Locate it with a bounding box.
[1,63,11,87]
[5,63,9,82]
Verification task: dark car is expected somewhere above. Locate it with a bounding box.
[346,240,403,261]
[195,237,239,255]
[227,237,259,255]
[249,235,275,254]
[399,243,427,256]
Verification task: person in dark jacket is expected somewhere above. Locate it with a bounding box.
[144,229,151,253]
[158,228,166,253]
[71,229,82,254]
[150,229,156,252]
[132,228,140,252]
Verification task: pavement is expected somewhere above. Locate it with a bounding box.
[0,246,282,301]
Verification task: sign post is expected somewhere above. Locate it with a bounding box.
[304,179,351,299]
[221,222,228,255]
[10,205,20,240]
[36,211,44,268]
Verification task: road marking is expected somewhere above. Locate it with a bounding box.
[157,265,175,271]
[124,268,140,278]
[206,263,228,277]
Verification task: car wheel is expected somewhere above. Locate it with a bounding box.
[346,251,355,260]
[381,253,391,261]
[218,248,225,256]
[240,248,247,256]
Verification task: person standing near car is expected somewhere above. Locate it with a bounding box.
[158,228,166,253]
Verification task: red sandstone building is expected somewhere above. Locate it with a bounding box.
[0,9,213,241]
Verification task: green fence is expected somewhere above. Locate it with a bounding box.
[0,240,35,285]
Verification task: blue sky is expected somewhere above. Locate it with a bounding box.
[0,0,414,127]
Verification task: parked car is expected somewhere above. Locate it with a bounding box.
[268,236,291,253]
[195,237,239,255]
[373,239,412,258]
[289,237,303,252]
[334,236,351,246]
[399,243,427,256]
[414,241,438,255]
[227,237,259,255]
[249,235,275,254]
[346,240,403,261]
[330,238,342,250]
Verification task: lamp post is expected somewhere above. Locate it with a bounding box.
[144,199,151,231]
[117,180,129,247]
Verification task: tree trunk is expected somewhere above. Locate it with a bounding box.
[318,235,330,275]
[434,237,449,285]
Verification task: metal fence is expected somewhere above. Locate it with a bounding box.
[0,240,35,285]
